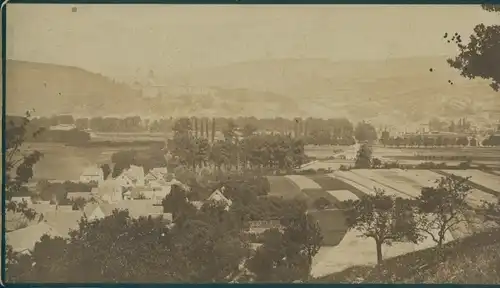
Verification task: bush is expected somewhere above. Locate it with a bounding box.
[339,165,351,171]
[458,160,472,170]
[478,164,492,172]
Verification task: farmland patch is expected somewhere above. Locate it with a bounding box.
[285,175,322,190]
[266,176,304,199]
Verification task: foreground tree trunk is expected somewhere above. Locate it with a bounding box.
[375,239,383,265]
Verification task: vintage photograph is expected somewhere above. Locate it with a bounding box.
[3,3,500,283]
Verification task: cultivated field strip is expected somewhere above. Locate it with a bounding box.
[465,190,498,208]
[351,170,420,198]
[302,189,341,206]
[284,175,323,190]
[326,190,359,202]
[266,176,304,199]
[331,171,412,199]
[306,174,367,200]
[392,169,443,188]
[327,172,378,196]
[442,170,500,194]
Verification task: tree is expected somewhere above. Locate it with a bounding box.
[445,5,500,91]
[100,164,111,180]
[380,131,390,147]
[482,198,500,226]
[414,175,472,256]
[281,213,322,280]
[313,197,331,210]
[242,123,258,138]
[247,213,322,282]
[162,185,196,224]
[354,143,372,168]
[354,122,378,143]
[456,136,469,147]
[223,120,238,141]
[5,111,43,220]
[343,188,420,265]
[7,207,249,283]
[371,157,382,169]
[470,137,478,146]
[71,197,87,211]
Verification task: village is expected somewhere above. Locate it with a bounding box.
[5,3,500,284]
[6,163,237,254]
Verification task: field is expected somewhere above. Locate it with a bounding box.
[308,209,348,246]
[331,171,410,198]
[305,145,500,168]
[299,160,354,171]
[304,145,353,159]
[265,169,500,277]
[441,169,500,194]
[266,176,305,199]
[311,226,455,278]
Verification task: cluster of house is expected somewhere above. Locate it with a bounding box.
[78,165,190,205]
[7,164,236,255]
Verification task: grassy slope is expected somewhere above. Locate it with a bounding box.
[313,229,500,284]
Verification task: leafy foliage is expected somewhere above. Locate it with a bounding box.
[7,207,250,283]
[5,111,44,220]
[169,118,307,173]
[354,143,372,169]
[343,189,420,264]
[247,213,322,282]
[445,5,500,91]
[414,175,472,252]
[354,122,378,142]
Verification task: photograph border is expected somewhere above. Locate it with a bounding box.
[1,0,499,286]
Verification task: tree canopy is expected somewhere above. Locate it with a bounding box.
[445,4,500,91]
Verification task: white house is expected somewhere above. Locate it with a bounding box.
[97,179,124,203]
[49,124,77,131]
[83,203,106,221]
[130,186,169,204]
[144,167,169,184]
[10,196,32,206]
[116,165,145,188]
[80,166,104,184]
[207,189,232,210]
[94,200,172,221]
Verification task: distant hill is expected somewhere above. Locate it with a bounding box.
[158,57,500,126]
[6,60,143,117]
[161,57,500,130]
[7,58,500,131]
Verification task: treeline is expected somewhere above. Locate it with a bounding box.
[380,134,475,148]
[168,118,308,173]
[25,114,366,138]
[381,134,500,147]
[6,115,91,145]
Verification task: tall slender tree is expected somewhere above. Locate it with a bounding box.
[211,118,216,143]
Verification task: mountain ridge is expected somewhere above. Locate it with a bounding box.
[6,57,499,130]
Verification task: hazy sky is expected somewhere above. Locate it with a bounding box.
[7,4,500,83]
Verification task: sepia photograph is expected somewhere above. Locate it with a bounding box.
[3,3,500,283]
